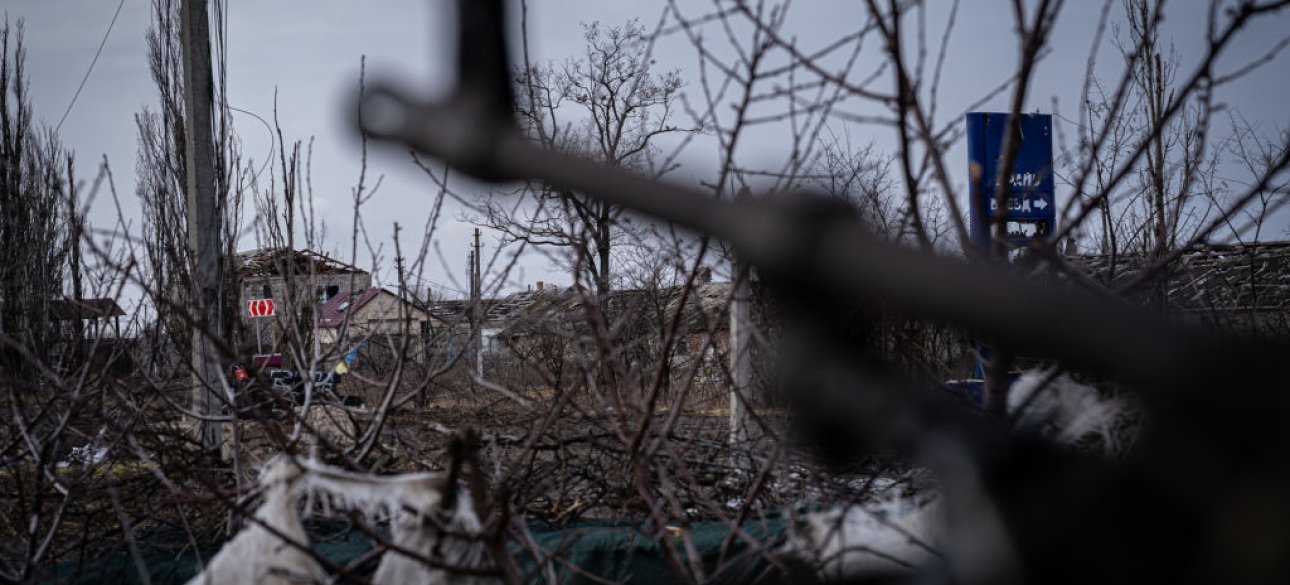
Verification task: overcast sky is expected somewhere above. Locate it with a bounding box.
[11,1,1290,310]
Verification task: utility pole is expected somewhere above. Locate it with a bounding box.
[395,254,407,298]
[729,260,751,445]
[729,188,752,446]
[66,162,85,350]
[181,0,224,453]
[471,228,483,377]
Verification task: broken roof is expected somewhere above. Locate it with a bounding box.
[50,298,126,320]
[486,282,735,339]
[236,248,367,278]
[1073,240,1290,315]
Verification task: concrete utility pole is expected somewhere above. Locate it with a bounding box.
[729,260,751,446]
[729,188,753,446]
[466,246,474,353]
[181,0,224,453]
[471,228,483,377]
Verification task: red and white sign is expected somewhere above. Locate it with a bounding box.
[246,298,276,318]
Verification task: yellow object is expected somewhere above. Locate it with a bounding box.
[334,362,349,375]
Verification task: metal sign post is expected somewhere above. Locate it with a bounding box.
[965,112,1056,409]
[966,112,1056,249]
[246,299,276,356]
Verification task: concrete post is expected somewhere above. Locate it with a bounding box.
[181,0,225,453]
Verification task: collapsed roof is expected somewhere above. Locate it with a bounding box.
[236,248,367,278]
[466,282,735,340]
[1073,241,1290,316]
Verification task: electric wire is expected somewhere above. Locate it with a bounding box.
[55,0,128,133]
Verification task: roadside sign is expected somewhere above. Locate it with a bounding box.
[253,353,283,368]
[246,298,275,318]
[966,112,1056,248]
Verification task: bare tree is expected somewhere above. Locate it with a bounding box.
[13,0,1290,583]
[358,1,1290,581]
[1223,112,1290,243]
[479,18,685,295]
[135,0,246,375]
[0,18,74,372]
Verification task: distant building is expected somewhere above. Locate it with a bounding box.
[483,281,739,397]
[50,298,133,376]
[235,248,372,351]
[316,287,438,347]
[424,297,500,367]
[237,248,372,307]
[1074,240,1290,333]
[50,298,126,339]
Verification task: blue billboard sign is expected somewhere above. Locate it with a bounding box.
[966,112,1056,248]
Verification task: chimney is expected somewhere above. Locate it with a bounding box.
[536,281,545,291]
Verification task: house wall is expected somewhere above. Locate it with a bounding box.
[317,292,436,346]
[241,272,372,351]
[240,273,372,313]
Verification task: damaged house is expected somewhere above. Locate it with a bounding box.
[316,287,439,363]
[235,248,372,357]
[1074,240,1290,334]
[485,281,752,406]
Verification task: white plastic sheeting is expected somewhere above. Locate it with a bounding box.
[1008,369,1134,451]
[783,369,1136,581]
[784,495,943,580]
[185,456,496,584]
[184,458,322,585]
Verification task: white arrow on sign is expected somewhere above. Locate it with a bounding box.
[1033,198,1049,210]
[246,298,276,318]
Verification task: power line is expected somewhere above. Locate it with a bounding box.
[411,274,469,298]
[224,103,275,182]
[55,0,127,133]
